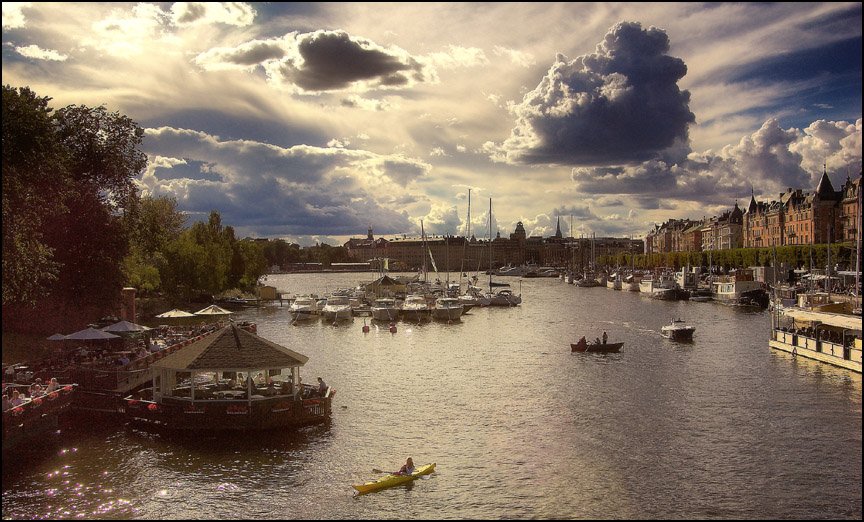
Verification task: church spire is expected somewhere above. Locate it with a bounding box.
[555,216,562,238]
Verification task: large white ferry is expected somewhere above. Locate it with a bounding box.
[769,304,862,373]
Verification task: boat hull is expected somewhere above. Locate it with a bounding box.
[433,306,463,321]
[322,308,352,321]
[401,308,430,321]
[371,308,399,322]
[770,330,861,373]
[571,342,624,353]
[662,327,695,341]
[353,463,436,494]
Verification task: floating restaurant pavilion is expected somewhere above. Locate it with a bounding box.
[125,324,333,430]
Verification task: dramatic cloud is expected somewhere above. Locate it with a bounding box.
[169,2,257,27]
[3,3,859,242]
[571,117,862,203]
[283,30,425,91]
[194,30,491,94]
[196,30,431,93]
[140,127,431,236]
[490,21,695,167]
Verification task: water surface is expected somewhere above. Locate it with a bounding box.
[3,273,861,519]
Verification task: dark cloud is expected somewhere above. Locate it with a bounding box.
[278,30,426,92]
[173,3,206,24]
[493,21,695,166]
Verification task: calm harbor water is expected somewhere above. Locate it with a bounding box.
[2,273,862,519]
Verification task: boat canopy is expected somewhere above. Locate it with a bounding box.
[782,309,862,331]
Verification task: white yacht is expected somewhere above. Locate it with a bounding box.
[289,296,319,321]
[486,289,522,306]
[433,297,464,321]
[321,295,352,322]
[400,294,432,321]
[371,297,399,322]
[639,274,678,300]
[661,318,696,341]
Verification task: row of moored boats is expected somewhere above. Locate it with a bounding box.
[562,267,769,307]
[289,280,522,323]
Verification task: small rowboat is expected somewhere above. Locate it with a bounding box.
[352,463,435,494]
[571,338,623,353]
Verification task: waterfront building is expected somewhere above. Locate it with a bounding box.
[343,224,641,272]
[840,171,861,243]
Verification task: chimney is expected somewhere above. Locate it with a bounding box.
[121,287,137,322]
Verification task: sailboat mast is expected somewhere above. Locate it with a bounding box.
[488,198,493,292]
[421,219,428,283]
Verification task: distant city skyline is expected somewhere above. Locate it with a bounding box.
[3,2,861,247]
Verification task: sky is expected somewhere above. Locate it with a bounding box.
[2,2,862,247]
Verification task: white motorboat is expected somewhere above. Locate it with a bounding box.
[321,295,352,322]
[371,297,399,322]
[486,289,522,306]
[433,297,464,321]
[289,296,320,321]
[400,294,432,321]
[639,274,678,300]
[661,318,696,341]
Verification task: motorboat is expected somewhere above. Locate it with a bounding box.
[486,289,522,306]
[289,296,320,321]
[371,297,399,322]
[575,274,601,287]
[661,318,696,341]
[433,297,464,321]
[639,274,678,300]
[400,294,431,321]
[321,295,352,322]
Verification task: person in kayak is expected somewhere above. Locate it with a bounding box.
[397,457,415,475]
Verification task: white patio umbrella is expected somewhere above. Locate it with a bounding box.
[155,309,196,318]
[46,333,68,341]
[194,304,233,316]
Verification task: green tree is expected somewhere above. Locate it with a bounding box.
[3,86,148,334]
[1,86,66,306]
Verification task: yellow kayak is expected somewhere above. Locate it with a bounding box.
[352,463,435,494]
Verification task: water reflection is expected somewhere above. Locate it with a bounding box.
[3,274,861,519]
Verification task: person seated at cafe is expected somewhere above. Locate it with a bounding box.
[264,380,278,396]
[254,372,265,385]
[2,394,12,412]
[118,354,130,366]
[44,378,60,394]
[29,382,43,398]
[10,390,24,407]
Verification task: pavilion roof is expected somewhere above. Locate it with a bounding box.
[153,325,308,371]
